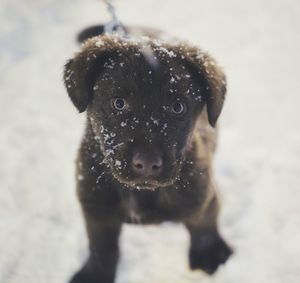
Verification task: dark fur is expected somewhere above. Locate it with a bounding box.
[64,30,232,283]
[77,25,106,43]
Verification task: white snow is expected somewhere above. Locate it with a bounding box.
[115,160,121,166]
[95,39,104,47]
[1,0,300,283]
[156,46,177,58]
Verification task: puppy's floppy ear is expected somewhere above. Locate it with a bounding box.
[184,47,226,127]
[63,38,113,112]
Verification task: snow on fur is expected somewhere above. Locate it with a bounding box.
[0,1,299,283]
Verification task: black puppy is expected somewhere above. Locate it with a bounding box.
[64,29,232,283]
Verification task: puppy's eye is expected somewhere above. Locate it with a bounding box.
[112,98,127,111]
[171,102,186,115]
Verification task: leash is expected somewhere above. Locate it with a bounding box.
[101,0,159,69]
[103,0,127,36]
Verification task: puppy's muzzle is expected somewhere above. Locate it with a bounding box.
[131,150,163,179]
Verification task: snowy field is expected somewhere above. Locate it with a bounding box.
[1,0,300,282]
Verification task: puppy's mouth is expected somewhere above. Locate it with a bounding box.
[131,179,176,190]
[111,173,177,190]
[132,183,159,191]
[107,156,183,190]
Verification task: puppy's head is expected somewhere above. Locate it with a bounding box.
[64,35,226,189]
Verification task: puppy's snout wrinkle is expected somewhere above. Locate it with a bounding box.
[132,151,163,177]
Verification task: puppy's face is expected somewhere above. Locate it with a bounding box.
[64,35,226,189]
[88,56,202,188]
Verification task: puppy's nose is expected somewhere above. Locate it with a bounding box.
[132,151,163,177]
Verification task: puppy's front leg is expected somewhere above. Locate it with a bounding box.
[184,194,232,274]
[70,218,121,283]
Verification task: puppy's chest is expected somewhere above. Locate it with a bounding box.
[124,194,142,224]
[122,190,191,224]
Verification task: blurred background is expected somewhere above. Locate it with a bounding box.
[0,0,299,282]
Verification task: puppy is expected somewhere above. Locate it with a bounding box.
[64,28,232,283]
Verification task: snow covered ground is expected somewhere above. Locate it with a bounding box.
[1,0,300,282]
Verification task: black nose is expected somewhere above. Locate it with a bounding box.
[132,151,163,177]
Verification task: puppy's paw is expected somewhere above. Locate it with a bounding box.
[69,270,106,283]
[69,271,92,283]
[189,235,233,274]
